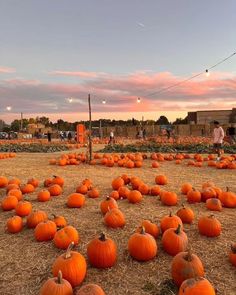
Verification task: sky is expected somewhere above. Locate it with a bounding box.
[0,0,235,123]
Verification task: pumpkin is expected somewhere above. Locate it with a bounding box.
[109,190,120,200]
[161,191,178,206]
[76,185,88,194]
[181,183,193,195]
[176,205,194,224]
[88,188,100,198]
[160,212,183,233]
[171,250,205,286]
[152,161,160,168]
[27,178,39,188]
[67,193,85,208]
[162,224,188,256]
[128,227,157,261]
[15,200,32,217]
[52,175,65,187]
[111,177,124,190]
[219,187,236,208]
[201,188,217,202]
[198,215,221,237]
[6,215,23,233]
[53,225,79,249]
[7,188,22,200]
[52,214,67,228]
[187,189,201,203]
[121,174,130,184]
[229,244,236,267]
[1,195,18,211]
[21,183,35,194]
[127,190,143,204]
[8,178,21,186]
[0,176,8,188]
[104,208,125,228]
[87,233,117,268]
[6,183,20,193]
[130,177,142,189]
[138,183,150,195]
[37,190,51,202]
[75,284,105,295]
[202,181,215,190]
[35,220,57,242]
[82,178,92,189]
[178,277,216,295]
[137,220,159,239]
[27,210,48,228]
[44,178,53,187]
[40,271,73,295]
[206,198,222,211]
[118,186,130,199]
[48,184,62,197]
[100,197,118,215]
[52,243,87,287]
[150,185,161,196]
[155,175,168,185]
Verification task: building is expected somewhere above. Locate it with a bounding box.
[187,108,236,124]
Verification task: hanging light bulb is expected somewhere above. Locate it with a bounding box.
[6,106,12,111]
[205,69,210,77]
[102,99,106,104]
[68,97,73,103]
[137,97,141,103]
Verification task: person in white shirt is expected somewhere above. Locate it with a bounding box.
[108,130,115,145]
[213,121,224,160]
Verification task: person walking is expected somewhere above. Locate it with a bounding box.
[213,121,224,160]
[68,132,72,142]
[47,131,52,142]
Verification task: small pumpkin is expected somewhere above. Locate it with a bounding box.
[150,185,161,196]
[206,198,222,211]
[128,227,158,261]
[15,200,32,217]
[82,178,92,189]
[27,210,48,228]
[52,175,65,187]
[48,184,62,197]
[121,174,130,184]
[181,183,193,195]
[198,215,221,237]
[52,243,87,287]
[7,188,23,201]
[53,225,79,249]
[0,176,8,188]
[76,185,88,194]
[186,189,201,203]
[118,186,130,199]
[161,191,178,206]
[100,197,118,215]
[155,175,168,185]
[162,224,188,256]
[176,204,194,224]
[6,215,23,233]
[137,220,159,239]
[87,233,117,268]
[160,212,183,233]
[40,271,73,295]
[52,214,67,228]
[111,177,124,190]
[229,244,236,267]
[35,220,57,242]
[37,190,51,202]
[178,277,216,295]
[21,183,35,194]
[171,250,205,286]
[67,193,85,208]
[219,187,236,208]
[75,284,105,295]
[1,195,18,211]
[201,187,217,202]
[138,183,150,195]
[109,190,120,200]
[104,208,125,228]
[27,178,40,188]
[88,188,100,198]
[127,190,143,204]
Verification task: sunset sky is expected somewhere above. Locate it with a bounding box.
[0,0,235,123]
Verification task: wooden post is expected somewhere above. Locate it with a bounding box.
[88,94,92,161]
[20,112,23,131]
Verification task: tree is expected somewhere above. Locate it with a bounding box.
[173,117,188,125]
[156,116,169,125]
[229,109,236,123]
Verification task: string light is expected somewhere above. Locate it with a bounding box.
[6,106,12,111]
[102,99,106,104]
[205,69,210,77]
[68,97,73,103]
[137,97,141,103]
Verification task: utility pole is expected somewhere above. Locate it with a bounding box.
[20,112,23,130]
[88,94,92,161]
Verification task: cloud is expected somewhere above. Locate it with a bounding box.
[49,70,105,78]
[0,66,16,74]
[137,22,145,28]
[0,71,235,120]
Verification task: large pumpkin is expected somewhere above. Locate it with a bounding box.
[161,191,178,206]
[162,224,188,256]
[128,227,157,261]
[219,188,236,208]
[67,193,85,208]
[1,195,18,211]
[15,200,32,217]
[75,284,105,295]
[176,205,194,224]
[6,216,23,233]
[178,277,216,295]
[35,220,57,242]
[87,233,117,268]
[171,250,204,286]
[160,212,183,233]
[198,215,221,237]
[40,271,73,295]
[54,225,79,249]
[127,190,142,204]
[52,243,87,287]
[187,189,201,203]
[104,208,125,228]
[100,197,118,215]
[27,211,48,228]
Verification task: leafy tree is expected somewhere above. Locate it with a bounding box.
[173,117,188,125]
[156,116,169,125]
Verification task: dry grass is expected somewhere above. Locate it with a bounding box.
[0,149,236,295]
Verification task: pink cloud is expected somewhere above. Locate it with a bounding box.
[49,70,105,78]
[0,66,16,74]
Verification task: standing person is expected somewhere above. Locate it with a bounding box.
[108,130,115,145]
[166,129,171,139]
[143,128,146,140]
[59,131,64,141]
[47,131,52,142]
[68,132,72,142]
[213,121,224,160]
[228,124,236,144]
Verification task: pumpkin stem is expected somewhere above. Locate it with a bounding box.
[106,196,110,201]
[231,245,236,254]
[57,271,63,284]
[185,249,193,261]
[65,242,74,259]
[169,211,172,217]
[52,214,57,219]
[182,203,185,209]
[226,187,229,192]
[209,214,215,218]
[140,226,146,235]
[175,224,181,234]
[99,232,106,241]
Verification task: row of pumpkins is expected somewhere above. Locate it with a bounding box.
[0,152,16,160]
[1,174,236,295]
[49,151,236,170]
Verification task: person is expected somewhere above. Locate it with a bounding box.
[59,131,64,141]
[68,132,72,142]
[166,129,171,139]
[143,128,146,139]
[227,124,236,144]
[213,121,224,160]
[108,130,115,145]
[47,131,52,142]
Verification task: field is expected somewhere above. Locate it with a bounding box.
[0,147,236,295]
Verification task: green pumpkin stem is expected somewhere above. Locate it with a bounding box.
[57,271,63,284]
[175,224,181,234]
[65,242,74,259]
[99,232,106,241]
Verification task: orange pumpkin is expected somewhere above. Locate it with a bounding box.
[155,175,168,185]
[0,176,8,188]
[40,271,73,295]
[109,190,120,200]
[150,185,161,196]
[138,183,150,195]
[127,190,143,204]
[176,205,195,224]
[161,191,178,206]
[52,175,64,187]
[187,189,201,203]
[52,215,67,228]
[76,185,88,194]
[198,215,221,237]
[6,215,23,233]
[15,200,32,217]
[27,178,39,188]
[181,183,193,195]
[35,220,57,241]
[21,183,35,194]
[206,198,222,211]
[67,193,85,208]
[37,190,51,202]
[111,177,125,190]
[53,226,79,249]
[27,210,48,228]
[7,188,22,201]
[1,195,18,211]
[179,277,216,295]
[75,284,105,295]
[118,186,130,199]
[160,212,183,233]
[137,220,159,239]
[100,197,118,215]
[219,188,236,208]
[48,184,62,197]
[104,208,125,228]
[229,244,236,267]
[88,188,100,198]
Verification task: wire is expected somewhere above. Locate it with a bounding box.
[144,50,236,98]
